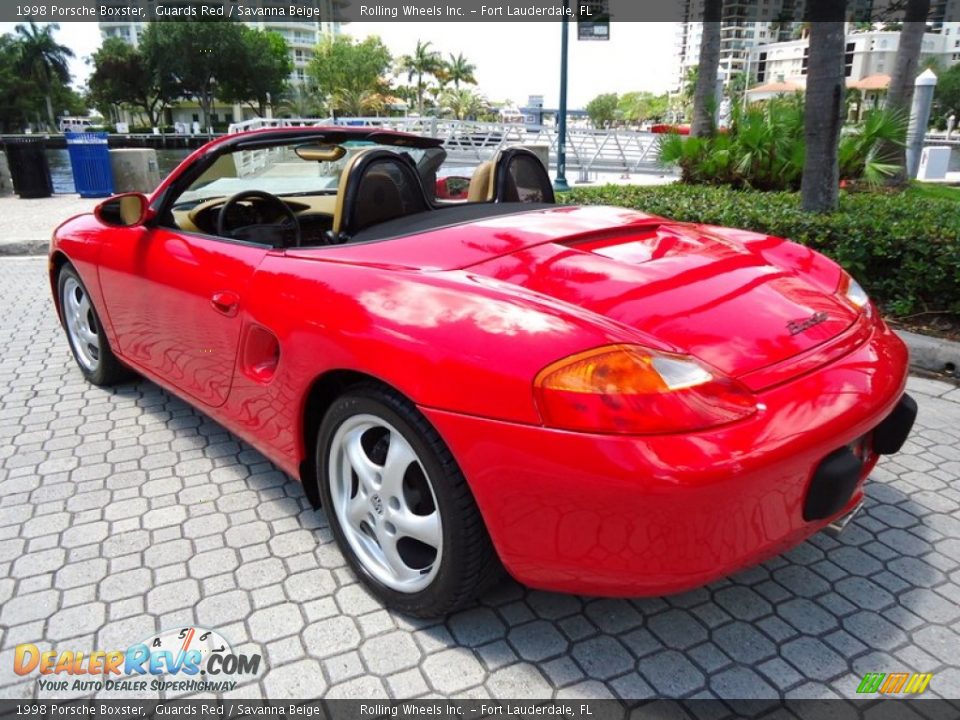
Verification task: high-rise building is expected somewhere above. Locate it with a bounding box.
[673,0,804,94]
[672,0,956,94]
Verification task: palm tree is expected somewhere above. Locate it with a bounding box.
[690,0,722,137]
[883,0,931,185]
[279,85,326,118]
[397,40,442,116]
[441,88,486,120]
[801,7,846,213]
[14,22,73,131]
[334,87,385,117]
[446,52,477,89]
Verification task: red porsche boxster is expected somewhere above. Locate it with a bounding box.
[50,127,916,616]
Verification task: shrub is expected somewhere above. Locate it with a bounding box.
[658,97,905,191]
[561,183,960,318]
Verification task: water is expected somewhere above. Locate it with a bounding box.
[44,146,957,194]
[47,148,192,194]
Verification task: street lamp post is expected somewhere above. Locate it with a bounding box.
[555,0,571,192]
[906,69,938,180]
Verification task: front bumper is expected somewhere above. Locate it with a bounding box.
[421,317,912,597]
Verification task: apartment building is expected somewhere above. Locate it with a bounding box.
[99,4,347,85]
[673,0,806,93]
[672,0,956,92]
[751,24,960,88]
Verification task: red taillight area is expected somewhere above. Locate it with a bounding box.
[533,345,758,434]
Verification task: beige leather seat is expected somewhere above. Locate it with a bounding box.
[466,149,555,204]
[332,148,430,238]
[467,161,495,202]
[332,149,374,236]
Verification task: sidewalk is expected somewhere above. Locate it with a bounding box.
[0,194,99,256]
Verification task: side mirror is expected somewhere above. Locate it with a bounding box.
[94,193,151,228]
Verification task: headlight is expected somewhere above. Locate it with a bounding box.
[838,272,869,310]
[533,344,758,435]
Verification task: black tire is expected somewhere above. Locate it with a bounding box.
[57,264,132,386]
[317,383,501,617]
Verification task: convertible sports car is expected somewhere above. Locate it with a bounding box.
[50,127,916,616]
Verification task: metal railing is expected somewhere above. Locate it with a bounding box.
[227,116,667,175]
[924,131,960,146]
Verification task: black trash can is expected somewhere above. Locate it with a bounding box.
[4,138,53,199]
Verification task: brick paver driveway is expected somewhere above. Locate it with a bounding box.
[1,256,959,701]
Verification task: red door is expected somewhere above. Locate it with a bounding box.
[97,226,269,408]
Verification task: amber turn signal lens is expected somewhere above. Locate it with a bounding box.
[536,345,676,395]
[533,344,757,435]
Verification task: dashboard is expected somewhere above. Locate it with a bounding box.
[172,194,338,247]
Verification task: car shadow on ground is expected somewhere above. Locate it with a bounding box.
[94,372,949,702]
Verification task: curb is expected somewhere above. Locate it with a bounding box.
[0,240,47,257]
[898,329,960,379]
[1,243,958,380]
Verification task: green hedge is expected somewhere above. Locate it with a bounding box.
[561,184,960,318]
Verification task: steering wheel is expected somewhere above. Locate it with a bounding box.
[217,190,302,248]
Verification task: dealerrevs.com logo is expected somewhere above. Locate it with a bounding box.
[15,626,262,694]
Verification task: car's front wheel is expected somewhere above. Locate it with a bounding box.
[317,383,499,616]
[57,264,131,386]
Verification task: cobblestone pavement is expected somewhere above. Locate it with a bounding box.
[1,256,959,702]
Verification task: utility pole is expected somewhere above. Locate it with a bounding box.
[555,0,571,192]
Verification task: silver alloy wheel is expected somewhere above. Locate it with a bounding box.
[328,414,443,593]
[62,277,100,373]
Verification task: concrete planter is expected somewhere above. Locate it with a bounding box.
[109,148,162,194]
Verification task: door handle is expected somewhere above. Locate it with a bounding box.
[210,291,240,317]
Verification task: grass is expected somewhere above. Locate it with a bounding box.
[907,183,960,202]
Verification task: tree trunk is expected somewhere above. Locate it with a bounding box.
[801,12,846,213]
[199,91,212,134]
[45,95,56,131]
[138,95,157,128]
[691,0,722,137]
[883,0,930,185]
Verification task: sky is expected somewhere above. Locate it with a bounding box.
[0,21,677,108]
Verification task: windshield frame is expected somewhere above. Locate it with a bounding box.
[150,128,444,220]
[172,142,428,209]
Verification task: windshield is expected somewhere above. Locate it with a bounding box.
[173,142,427,208]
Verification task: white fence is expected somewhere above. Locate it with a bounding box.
[228,116,666,175]
[924,131,960,146]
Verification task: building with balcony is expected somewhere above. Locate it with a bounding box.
[673,0,805,94]
[672,0,959,94]
[99,5,347,86]
[744,25,960,121]
[748,25,960,90]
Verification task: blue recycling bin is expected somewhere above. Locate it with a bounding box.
[65,132,114,198]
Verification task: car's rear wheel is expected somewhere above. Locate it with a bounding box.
[317,383,499,616]
[57,264,130,386]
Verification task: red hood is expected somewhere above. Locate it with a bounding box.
[465,218,858,379]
